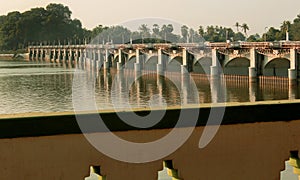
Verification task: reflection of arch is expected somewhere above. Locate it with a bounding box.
[193,57,212,74]
[263,58,290,77]
[224,57,250,75]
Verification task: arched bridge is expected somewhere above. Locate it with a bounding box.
[28,41,300,82]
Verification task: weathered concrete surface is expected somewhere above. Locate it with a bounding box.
[0,121,300,179]
[1,100,300,179]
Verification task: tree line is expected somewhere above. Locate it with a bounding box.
[1,3,300,51]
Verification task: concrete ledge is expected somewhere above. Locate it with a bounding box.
[1,100,300,139]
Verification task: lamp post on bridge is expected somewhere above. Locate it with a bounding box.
[286,26,289,41]
[264,27,268,42]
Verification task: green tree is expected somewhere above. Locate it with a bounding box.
[241,23,249,37]
[290,15,300,40]
[233,32,246,41]
[235,22,240,32]
[152,24,160,38]
[0,11,23,50]
[181,25,189,42]
[198,26,204,37]
[91,25,108,39]
[138,24,151,39]
[247,34,261,42]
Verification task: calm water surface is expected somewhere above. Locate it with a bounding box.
[0,60,299,114]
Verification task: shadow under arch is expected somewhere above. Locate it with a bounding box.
[144,55,158,71]
[122,55,136,69]
[193,57,212,74]
[263,58,290,77]
[223,57,250,76]
[167,56,182,72]
[107,54,116,68]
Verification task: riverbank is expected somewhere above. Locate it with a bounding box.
[0,53,28,60]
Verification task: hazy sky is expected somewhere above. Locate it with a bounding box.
[1,0,300,35]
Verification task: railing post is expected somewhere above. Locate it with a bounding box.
[249,48,257,83]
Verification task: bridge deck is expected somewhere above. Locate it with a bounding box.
[28,41,300,50]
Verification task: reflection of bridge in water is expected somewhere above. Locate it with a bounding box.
[28,41,300,85]
[74,66,298,106]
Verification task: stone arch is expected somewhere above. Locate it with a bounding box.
[127,55,137,63]
[125,54,148,70]
[224,57,250,75]
[193,57,212,74]
[263,58,290,77]
[113,54,119,62]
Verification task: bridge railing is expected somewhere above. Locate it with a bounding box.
[28,41,300,50]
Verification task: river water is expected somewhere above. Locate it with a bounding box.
[0,60,299,114]
[0,60,298,179]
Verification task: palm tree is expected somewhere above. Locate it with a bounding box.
[241,23,249,37]
[181,25,189,42]
[235,22,240,32]
[166,24,174,33]
[138,24,150,36]
[152,24,160,36]
[281,21,291,32]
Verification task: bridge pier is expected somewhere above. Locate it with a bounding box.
[78,49,83,63]
[249,82,257,102]
[53,49,56,63]
[33,49,38,61]
[134,49,141,72]
[68,49,73,65]
[39,49,44,61]
[49,50,53,63]
[62,49,67,63]
[181,75,190,104]
[117,49,123,71]
[157,49,164,74]
[211,49,220,78]
[96,49,102,71]
[289,48,297,85]
[249,48,258,83]
[181,49,188,74]
[103,49,110,70]
[55,49,60,63]
[44,49,49,62]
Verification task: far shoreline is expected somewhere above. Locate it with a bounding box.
[0,53,28,60]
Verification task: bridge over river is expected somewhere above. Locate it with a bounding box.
[29,41,300,84]
[8,41,299,179]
